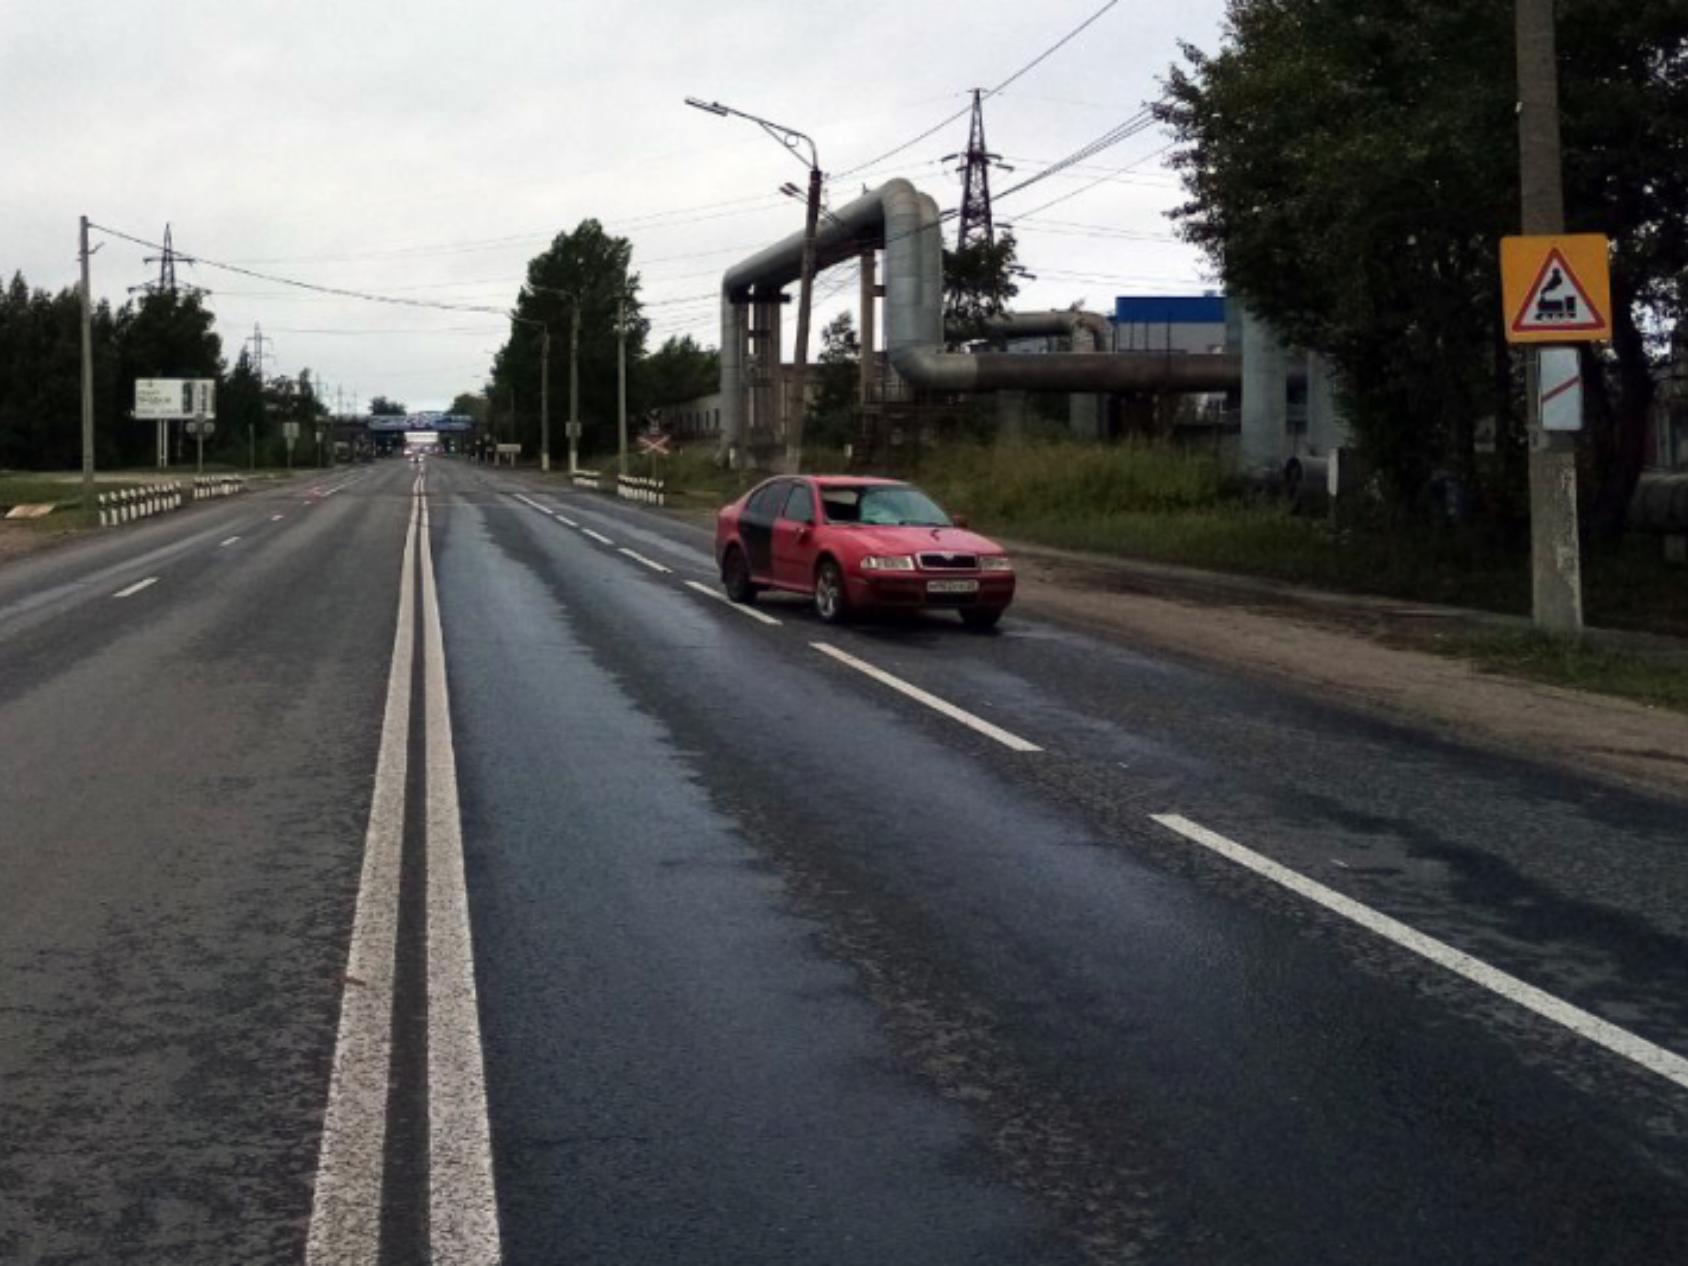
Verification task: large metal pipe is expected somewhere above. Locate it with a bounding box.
[978,309,1110,350]
[719,179,1248,454]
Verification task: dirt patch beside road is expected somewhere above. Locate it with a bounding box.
[1015,552,1688,801]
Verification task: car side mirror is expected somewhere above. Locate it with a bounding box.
[951,513,969,529]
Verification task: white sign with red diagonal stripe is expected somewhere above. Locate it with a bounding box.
[1539,347,1582,432]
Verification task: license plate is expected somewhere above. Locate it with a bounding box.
[926,579,979,594]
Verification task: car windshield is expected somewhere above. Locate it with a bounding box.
[821,485,952,527]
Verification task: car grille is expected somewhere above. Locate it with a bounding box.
[918,552,979,571]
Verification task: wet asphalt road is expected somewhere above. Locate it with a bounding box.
[2,455,1686,1264]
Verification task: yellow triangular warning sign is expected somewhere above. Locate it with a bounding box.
[1511,248,1606,336]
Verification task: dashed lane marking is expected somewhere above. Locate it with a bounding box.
[219,536,241,548]
[1149,813,1688,1094]
[810,641,1043,753]
[684,580,782,626]
[112,577,159,599]
[581,528,614,546]
[619,548,672,574]
[271,514,285,522]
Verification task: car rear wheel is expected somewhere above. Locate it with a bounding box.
[814,559,850,624]
[960,607,1003,631]
[722,546,758,604]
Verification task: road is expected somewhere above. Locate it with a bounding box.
[2,455,1685,1265]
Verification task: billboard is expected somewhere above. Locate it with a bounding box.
[135,378,216,420]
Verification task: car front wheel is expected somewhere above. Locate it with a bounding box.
[814,560,850,624]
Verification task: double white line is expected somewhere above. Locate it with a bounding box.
[306,474,501,1264]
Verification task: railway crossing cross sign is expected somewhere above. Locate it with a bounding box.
[637,432,671,457]
[1501,234,1612,344]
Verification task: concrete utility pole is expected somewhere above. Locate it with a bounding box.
[684,97,821,471]
[1517,0,1583,634]
[540,325,552,473]
[617,295,628,477]
[568,299,581,473]
[78,216,95,509]
[788,160,822,473]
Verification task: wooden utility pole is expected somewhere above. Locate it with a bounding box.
[1517,0,1583,634]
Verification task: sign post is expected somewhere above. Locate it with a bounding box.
[135,378,216,475]
[283,421,300,470]
[1499,231,1610,635]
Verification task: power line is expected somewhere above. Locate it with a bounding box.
[838,0,1121,178]
[990,112,1157,204]
[1006,141,1176,220]
[90,222,514,316]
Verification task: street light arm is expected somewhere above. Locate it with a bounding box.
[684,95,818,172]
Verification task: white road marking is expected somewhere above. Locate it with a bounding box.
[511,493,550,514]
[684,579,782,626]
[1149,814,1688,1094]
[418,496,503,1264]
[618,547,672,574]
[556,514,578,528]
[271,514,285,522]
[112,577,159,599]
[219,536,241,547]
[581,528,614,546]
[305,487,419,1265]
[810,642,1043,753]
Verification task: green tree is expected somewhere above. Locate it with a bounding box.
[943,231,1021,344]
[807,312,860,448]
[448,391,488,423]
[369,395,406,416]
[1158,0,1688,527]
[636,334,718,409]
[492,219,648,463]
[0,272,122,470]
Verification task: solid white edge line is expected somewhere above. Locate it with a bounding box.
[683,579,781,626]
[581,528,614,546]
[618,547,672,574]
[219,536,241,547]
[304,485,419,1264]
[1149,813,1688,1094]
[112,577,159,599]
[419,497,503,1264]
[810,641,1043,753]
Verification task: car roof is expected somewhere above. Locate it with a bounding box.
[803,475,905,488]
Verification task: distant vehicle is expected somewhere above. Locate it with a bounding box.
[715,476,1014,629]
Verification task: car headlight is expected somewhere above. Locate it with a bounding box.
[860,554,917,572]
[980,555,1013,572]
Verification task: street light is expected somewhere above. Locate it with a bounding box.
[688,96,822,473]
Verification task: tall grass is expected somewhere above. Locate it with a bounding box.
[912,439,1228,520]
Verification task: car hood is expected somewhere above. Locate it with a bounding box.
[831,524,1004,555]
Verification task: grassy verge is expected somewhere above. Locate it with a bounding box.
[1426,630,1688,714]
[579,436,1687,639]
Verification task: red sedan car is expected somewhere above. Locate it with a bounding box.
[715,476,1015,628]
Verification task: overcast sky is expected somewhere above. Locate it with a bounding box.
[4,0,1229,412]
